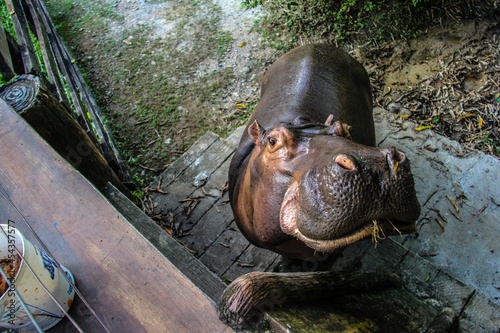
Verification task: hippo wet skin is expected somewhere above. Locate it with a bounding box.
[218,44,421,327]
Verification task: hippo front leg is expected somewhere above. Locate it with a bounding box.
[217,271,401,329]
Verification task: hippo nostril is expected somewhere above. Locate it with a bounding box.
[335,154,356,171]
[394,150,406,163]
[385,148,406,172]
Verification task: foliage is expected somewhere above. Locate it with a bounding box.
[1,1,15,83]
[0,1,15,37]
[257,0,497,46]
[240,0,264,9]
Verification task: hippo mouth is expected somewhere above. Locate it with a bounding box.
[280,167,419,253]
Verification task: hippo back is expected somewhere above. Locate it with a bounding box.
[229,44,374,199]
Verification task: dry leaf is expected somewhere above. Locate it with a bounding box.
[478,116,484,128]
[416,125,434,131]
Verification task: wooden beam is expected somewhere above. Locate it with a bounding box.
[23,0,71,107]
[104,184,228,303]
[4,0,40,74]
[0,19,16,81]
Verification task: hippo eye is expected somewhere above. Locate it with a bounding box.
[268,137,277,147]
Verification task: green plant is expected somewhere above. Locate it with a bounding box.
[0,1,15,39]
[258,0,490,49]
[214,31,233,56]
[240,0,264,9]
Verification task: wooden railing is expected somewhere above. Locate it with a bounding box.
[0,0,132,185]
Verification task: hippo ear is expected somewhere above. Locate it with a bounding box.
[328,120,352,139]
[248,120,266,146]
[324,114,335,126]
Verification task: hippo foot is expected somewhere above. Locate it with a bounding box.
[217,271,401,329]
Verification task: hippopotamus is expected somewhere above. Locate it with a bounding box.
[228,44,421,260]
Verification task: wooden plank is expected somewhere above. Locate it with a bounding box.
[171,156,233,248]
[179,189,235,258]
[147,128,245,258]
[223,245,280,283]
[148,135,237,248]
[199,221,252,278]
[4,0,40,74]
[23,1,70,107]
[149,131,220,189]
[0,20,16,80]
[0,100,232,332]
[104,183,227,303]
[179,156,232,225]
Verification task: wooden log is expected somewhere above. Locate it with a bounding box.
[0,74,129,195]
[217,271,401,328]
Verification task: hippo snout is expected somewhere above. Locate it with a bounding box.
[280,145,420,252]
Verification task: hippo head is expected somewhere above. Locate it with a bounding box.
[247,115,420,254]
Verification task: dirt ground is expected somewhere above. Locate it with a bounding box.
[46,0,499,190]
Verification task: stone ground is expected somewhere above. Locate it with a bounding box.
[372,107,500,305]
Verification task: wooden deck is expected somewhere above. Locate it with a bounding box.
[0,100,232,332]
